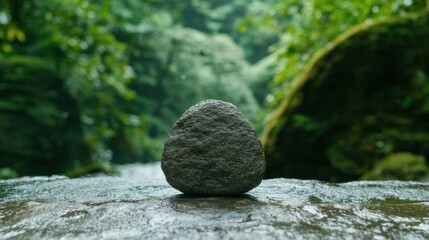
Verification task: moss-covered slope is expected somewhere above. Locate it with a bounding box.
[263,12,429,181]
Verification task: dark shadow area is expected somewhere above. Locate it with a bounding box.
[168,193,263,211]
[170,193,259,201]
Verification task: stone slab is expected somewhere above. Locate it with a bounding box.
[1,176,429,239]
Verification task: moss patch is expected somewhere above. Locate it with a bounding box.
[263,11,429,181]
[367,198,429,218]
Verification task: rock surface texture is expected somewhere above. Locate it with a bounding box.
[161,99,265,195]
[1,175,429,239]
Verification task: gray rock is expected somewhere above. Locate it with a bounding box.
[2,176,429,239]
[161,99,265,196]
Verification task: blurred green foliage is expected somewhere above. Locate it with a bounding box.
[2,0,428,181]
[247,0,428,109]
[1,0,134,176]
[135,27,258,135]
[0,0,264,177]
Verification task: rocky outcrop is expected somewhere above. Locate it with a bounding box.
[262,12,429,181]
[1,175,429,239]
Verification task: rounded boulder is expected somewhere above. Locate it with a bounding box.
[161,99,265,196]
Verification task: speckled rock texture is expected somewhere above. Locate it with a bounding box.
[1,174,429,240]
[161,99,265,196]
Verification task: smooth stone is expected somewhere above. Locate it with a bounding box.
[161,99,265,196]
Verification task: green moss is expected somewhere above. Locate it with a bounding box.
[367,198,429,218]
[362,153,428,181]
[0,168,19,179]
[66,161,118,178]
[369,197,427,205]
[374,204,429,218]
[308,196,323,204]
[263,11,429,181]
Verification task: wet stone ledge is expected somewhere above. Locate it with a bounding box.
[1,176,429,239]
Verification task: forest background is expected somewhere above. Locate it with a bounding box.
[0,0,427,179]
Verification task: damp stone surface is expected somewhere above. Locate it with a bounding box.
[161,99,265,196]
[1,172,429,240]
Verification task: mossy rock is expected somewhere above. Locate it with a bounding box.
[263,12,429,181]
[362,152,428,181]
